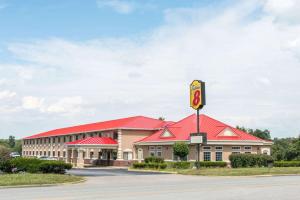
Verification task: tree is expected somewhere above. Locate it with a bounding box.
[173,142,189,161]
[0,145,11,163]
[8,135,15,148]
[236,126,271,140]
[158,117,165,121]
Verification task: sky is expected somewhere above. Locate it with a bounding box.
[0,0,300,139]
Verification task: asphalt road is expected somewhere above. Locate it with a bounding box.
[1,169,300,200]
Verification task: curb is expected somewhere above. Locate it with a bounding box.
[128,168,178,174]
[0,177,86,189]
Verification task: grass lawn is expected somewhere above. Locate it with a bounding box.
[0,173,84,187]
[177,167,300,176]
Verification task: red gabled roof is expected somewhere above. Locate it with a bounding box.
[66,137,117,145]
[25,116,171,139]
[136,114,265,143]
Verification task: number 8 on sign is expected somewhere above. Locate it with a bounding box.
[190,80,206,110]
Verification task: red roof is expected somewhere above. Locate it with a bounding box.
[66,137,117,145]
[25,116,170,139]
[136,114,265,143]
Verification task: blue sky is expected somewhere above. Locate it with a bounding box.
[1,0,300,139]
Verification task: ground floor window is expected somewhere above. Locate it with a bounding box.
[123,152,133,160]
[58,151,60,157]
[216,152,223,161]
[89,151,94,159]
[149,146,162,157]
[204,152,211,161]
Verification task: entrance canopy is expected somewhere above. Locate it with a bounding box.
[66,137,118,147]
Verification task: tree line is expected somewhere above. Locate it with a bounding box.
[236,126,300,161]
[0,135,22,154]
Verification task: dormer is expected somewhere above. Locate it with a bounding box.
[217,127,238,137]
[160,129,174,138]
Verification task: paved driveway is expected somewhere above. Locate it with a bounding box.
[67,168,165,176]
[1,172,300,200]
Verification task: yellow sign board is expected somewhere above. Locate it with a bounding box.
[190,80,206,110]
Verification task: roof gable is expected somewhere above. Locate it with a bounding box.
[160,129,175,138]
[217,127,238,137]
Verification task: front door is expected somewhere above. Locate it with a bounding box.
[138,148,143,162]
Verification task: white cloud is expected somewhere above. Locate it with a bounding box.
[21,95,84,116]
[96,0,134,14]
[0,90,16,100]
[2,1,300,138]
[264,0,300,23]
[45,96,83,114]
[22,96,44,110]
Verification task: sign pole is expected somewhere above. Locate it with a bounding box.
[197,108,200,169]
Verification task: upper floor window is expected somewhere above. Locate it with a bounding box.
[203,146,211,151]
[215,146,223,151]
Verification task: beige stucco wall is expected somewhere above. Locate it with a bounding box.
[134,144,270,162]
[120,130,155,159]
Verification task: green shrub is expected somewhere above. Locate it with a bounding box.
[158,163,167,169]
[1,157,72,174]
[168,161,192,169]
[229,154,274,168]
[10,157,42,173]
[132,162,167,169]
[0,160,13,173]
[195,161,227,168]
[132,162,146,168]
[144,156,164,163]
[274,161,300,167]
[173,142,189,161]
[39,161,72,174]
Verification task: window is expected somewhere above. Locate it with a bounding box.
[204,152,211,161]
[58,151,60,157]
[203,146,211,151]
[89,152,94,159]
[244,146,252,154]
[75,135,79,140]
[48,151,50,156]
[216,152,223,161]
[44,151,46,156]
[149,146,162,157]
[156,146,162,157]
[58,137,61,143]
[63,137,66,143]
[40,151,42,156]
[63,151,66,158]
[232,146,241,154]
[149,146,156,157]
[123,152,133,160]
[215,146,223,151]
[53,151,55,157]
[113,132,118,140]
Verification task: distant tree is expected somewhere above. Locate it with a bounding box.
[173,142,189,161]
[158,117,165,121]
[0,145,11,163]
[13,140,22,154]
[236,126,271,140]
[271,137,300,161]
[8,135,15,148]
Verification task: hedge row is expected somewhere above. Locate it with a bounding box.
[0,157,72,174]
[274,161,300,167]
[167,161,227,169]
[195,161,227,168]
[132,162,167,169]
[144,156,164,163]
[229,154,273,168]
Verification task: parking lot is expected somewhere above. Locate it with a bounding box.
[1,169,300,200]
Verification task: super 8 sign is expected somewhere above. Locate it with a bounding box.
[190,80,206,110]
